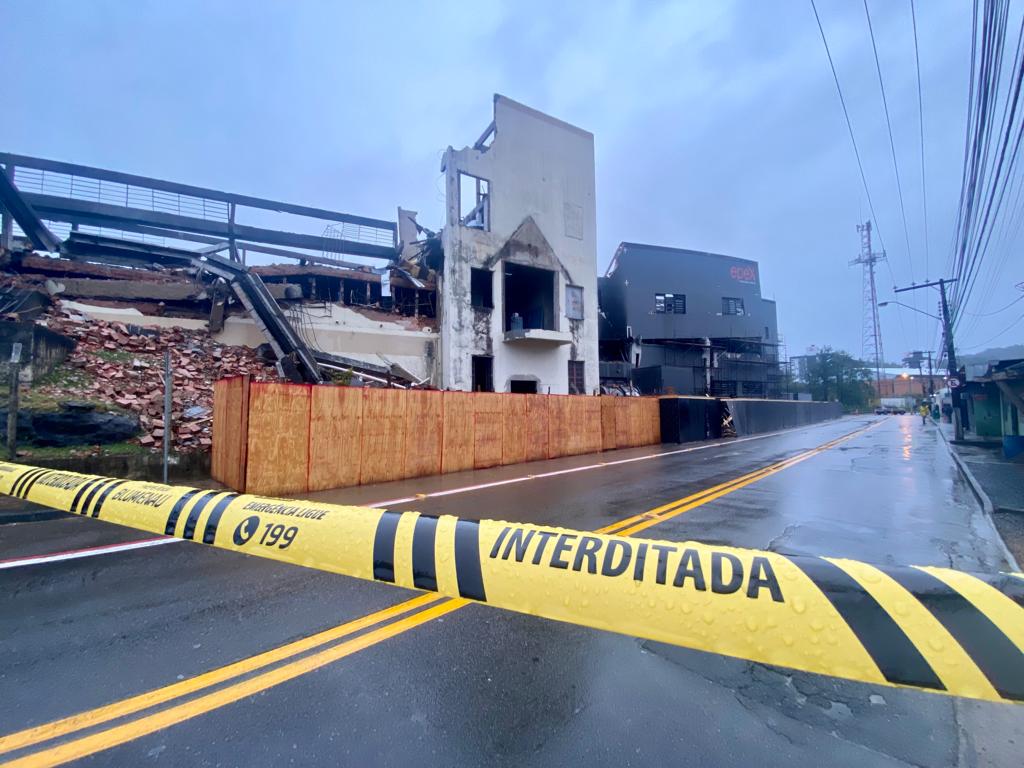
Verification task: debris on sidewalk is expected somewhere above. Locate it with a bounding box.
[36,304,281,453]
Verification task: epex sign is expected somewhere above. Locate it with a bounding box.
[730,265,757,284]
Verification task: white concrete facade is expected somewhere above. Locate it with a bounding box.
[60,300,437,383]
[438,95,599,394]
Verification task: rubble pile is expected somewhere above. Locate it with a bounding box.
[43,305,281,453]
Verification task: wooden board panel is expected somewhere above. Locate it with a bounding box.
[474,392,504,469]
[614,398,631,448]
[581,396,604,454]
[245,382,310,495]
[547,396,570,458]
[525,395,549,462]
[237,377,251,490]
[308,386,363,491]
[601,397,618,451]
[359,388,408,485]
[502,395,528,465]
[565,397,587,455]
[644,398,662,444]
[442,391,474,474]
[629,398,643,447]
[211,378,230,485]
[403,390,443,479]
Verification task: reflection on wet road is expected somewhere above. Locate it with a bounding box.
[1,415,1020,767]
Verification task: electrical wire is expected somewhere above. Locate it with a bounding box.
[811,1,887,247]
[810,0,909,354]
[961,306,1024,349]
[962,292,1024,317]
[864,0,916,282]
[949,1,1015,321]
[910,0,930,280]
[954,6,1021,320]
[955,22,1024,331]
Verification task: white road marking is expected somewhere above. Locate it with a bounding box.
[0,418,868,570]
[0,537,179,570]
[366,420,856,508]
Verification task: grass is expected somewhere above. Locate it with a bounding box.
[93,348,135,363]
[0,365,129,414]
[16,441,150,459]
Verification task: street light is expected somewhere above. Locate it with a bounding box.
[877,301,940,321]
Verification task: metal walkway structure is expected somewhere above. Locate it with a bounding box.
[64,232,326,383]
[0,153,408,384]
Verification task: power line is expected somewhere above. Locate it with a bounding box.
[949,1,1009,314]
[864,0,916,282]
[865,0,924,346]
[811,1,887,250]
[950,1,1023,333]
[810,0,909,354]
[962,306,1024,349]
[956,14,1024,327]
[962,291,1024,317]
[910,0,930,280]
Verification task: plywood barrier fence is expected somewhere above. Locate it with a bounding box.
[212,379,662,495]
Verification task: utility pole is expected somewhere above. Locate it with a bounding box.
[850,222,886,401]
[895,278,962,439]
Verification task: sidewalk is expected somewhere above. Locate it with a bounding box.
[935,419,1024,568]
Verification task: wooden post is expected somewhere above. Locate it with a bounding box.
[163,349,172,483]
[7,342,22,459]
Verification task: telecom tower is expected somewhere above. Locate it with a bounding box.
[850,221,885,392]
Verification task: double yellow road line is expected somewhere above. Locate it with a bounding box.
[0,420,881,768]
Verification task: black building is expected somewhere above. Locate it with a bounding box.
[598,242,784,397]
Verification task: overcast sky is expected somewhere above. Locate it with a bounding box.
[3,0,1021,360]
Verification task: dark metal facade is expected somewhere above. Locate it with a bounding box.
[599,242,783,397]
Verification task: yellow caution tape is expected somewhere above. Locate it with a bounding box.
[2,461,1022,704]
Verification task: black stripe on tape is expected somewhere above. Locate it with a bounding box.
[998,574,1024,607]
[79,479,115,517]
[201,493,239,544]
[884,566,1024,702]
[14,468,46,498]
[70,478,103,514]
[791,556,944,690]
[164,489,201,536]
[372,510,402,583]
[411,514,439,591]
[19,469,53,499]
[10,467,37,497]
[182,491,221,540]
[454,519,486,602]
[91,480,128,518]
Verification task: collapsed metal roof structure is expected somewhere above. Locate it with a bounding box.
[0,153,424,385]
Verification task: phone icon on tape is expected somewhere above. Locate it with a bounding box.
[233,515,260,546]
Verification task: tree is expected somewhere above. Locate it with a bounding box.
[803,347,874,411]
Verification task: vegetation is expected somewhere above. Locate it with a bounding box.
[802,347,875,411]
[0,365,127,414]
[17,441,149,459]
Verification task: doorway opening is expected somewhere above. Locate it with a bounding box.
[504,263,555,332]
[471,355,493,392]
[509,379,538,394]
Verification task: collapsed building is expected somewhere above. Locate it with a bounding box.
[0,94,598,395]
[438,97,598,394]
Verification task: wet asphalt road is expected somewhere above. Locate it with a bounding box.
[1,415,1021,767]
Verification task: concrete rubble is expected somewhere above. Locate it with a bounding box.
[42,304,280,453]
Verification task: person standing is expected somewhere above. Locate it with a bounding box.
[919,402,929,426]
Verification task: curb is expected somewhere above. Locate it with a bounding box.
[0,508,70,525]
[934,421,1021,572]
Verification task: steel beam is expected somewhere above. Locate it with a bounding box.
[0,152,396,236]
[22,193,397,260]
[0,167,61,252]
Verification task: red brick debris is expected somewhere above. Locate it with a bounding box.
[44,306,281,453]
